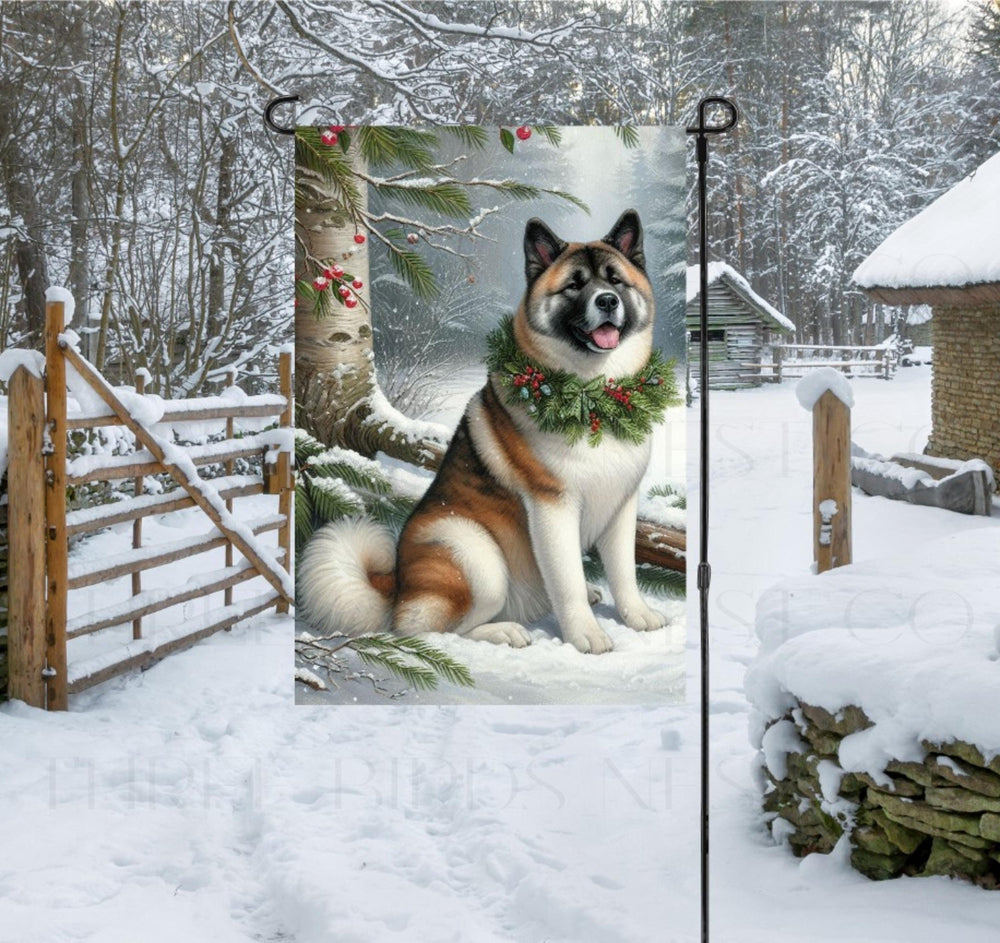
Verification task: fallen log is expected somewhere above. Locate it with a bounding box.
[635,519,686,573]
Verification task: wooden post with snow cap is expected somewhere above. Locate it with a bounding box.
[797,368,853,574]
[6,363,48,707]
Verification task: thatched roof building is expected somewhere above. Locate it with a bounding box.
[854,151,1000,480]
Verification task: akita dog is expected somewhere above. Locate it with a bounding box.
[298,209,672,653]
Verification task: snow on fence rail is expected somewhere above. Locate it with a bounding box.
[751,343,897,383]
[5,299,293,710]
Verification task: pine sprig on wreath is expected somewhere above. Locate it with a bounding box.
[484,316,679,446]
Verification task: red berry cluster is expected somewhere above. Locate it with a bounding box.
[512,364,546,399]
[321,124,347,146]
[588,411,601,434]
[604,377,635,411]
[312,263,364,309]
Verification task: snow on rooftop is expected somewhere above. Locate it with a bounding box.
[686,262,795,332]
[853,150,1000,290]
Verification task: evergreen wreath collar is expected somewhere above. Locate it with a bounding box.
[484,316,676,447]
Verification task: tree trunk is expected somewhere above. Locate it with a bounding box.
[294,139,445,468]
[208,131,236,341]
[95,5,127,372]
[69,7,92,354]
[0,82,49,346]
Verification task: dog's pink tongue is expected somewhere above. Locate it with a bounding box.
[590,324,620,350]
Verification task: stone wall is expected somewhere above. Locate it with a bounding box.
[926,305,1000,480]
[762,703,1000,888]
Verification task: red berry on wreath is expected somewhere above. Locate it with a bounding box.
[321,130,338,146]
[345,297,358,309]
[354,233,366,244]
[338,285,350,298]
[352,279,363,289]
[516,126,531,141]
[312,277,329,291]
[330,124,345,133]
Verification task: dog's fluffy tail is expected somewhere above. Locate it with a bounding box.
[297,518,396,635]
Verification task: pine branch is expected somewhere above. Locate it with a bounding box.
[647,482,687,510]
[614,126,641,148]
[352,648,440,690]
[441,125,490,149]
[351,634,475,688]
[384,241,439,299]
[295,481,314,546]
[371,180,473,216]
[357,126,437,170]
[636,563,685,598]
[295,127,364,216]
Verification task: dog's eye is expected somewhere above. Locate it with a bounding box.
[607,272,622,286]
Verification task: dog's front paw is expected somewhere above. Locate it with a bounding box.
[564,618,613,654]
[464,621,532,647]
[620,600,667,632]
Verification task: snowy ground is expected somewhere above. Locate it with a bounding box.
[3,364,1000,941]
[698,364,1000,941]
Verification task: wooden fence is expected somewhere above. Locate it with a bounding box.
[754,343,897,383]
[6,300,293,710]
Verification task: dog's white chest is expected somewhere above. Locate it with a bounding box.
[546,433,650,546]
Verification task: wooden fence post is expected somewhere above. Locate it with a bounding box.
[7,367,48,707]
[44,300,69,710]
[132,371,145,640]
[813,389,852,573]
[224,369,235,610]
[277,350,293,614]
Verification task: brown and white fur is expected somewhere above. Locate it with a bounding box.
[298,209,666,653]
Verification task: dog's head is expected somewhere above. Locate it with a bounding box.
[514,210,654,380]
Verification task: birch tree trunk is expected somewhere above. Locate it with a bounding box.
[295,143,445,468]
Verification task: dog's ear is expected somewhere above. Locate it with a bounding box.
[524,218,567,286]
[602,209,645,272]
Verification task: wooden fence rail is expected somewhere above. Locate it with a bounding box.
[751,343,897,383]
[6,299,293,710]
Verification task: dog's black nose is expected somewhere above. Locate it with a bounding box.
[594,292,619,313]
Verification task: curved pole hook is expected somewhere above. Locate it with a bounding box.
[687,96,739,136]
[264,95,299,136]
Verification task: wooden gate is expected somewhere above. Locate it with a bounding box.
[6,300,293,710]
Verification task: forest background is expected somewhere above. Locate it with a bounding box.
[2,0,998,403]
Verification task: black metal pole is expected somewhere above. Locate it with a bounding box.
[687,96,737,943]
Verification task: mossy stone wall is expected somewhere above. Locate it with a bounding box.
[763,702,1000,888]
